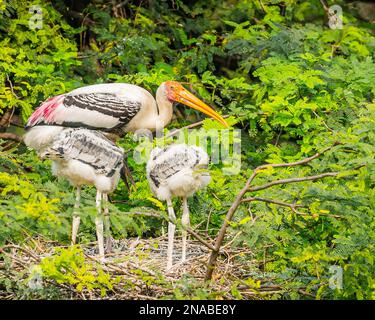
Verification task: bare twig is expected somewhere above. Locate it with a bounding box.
[248,172,339,192]
[6,74,19,99]
[242,197,343,219]
[184,226,216,251]
[1,244,40,262]
[319,0,329,13]
[125,211,162,219]
[242,197,303,209]
[166,115,231,138]
[312,110,333,132]
[222,231,243,249]
[274,129,282,146]
[0,108,15,129]
[166,121,204,138]
[0,133,23,142]
[254,143,338,171]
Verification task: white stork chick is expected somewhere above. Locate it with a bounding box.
[39,128,124,260]
[146,144,211,270]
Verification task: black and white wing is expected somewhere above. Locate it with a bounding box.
[146,144,209,188]
[42,128,124,177]
[26,83,150,132]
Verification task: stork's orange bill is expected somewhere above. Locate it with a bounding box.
[166,81,229,128]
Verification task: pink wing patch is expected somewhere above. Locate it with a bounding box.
[27,94,65,127]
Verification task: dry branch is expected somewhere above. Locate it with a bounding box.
[248,172,339,192]
[125,210,216,251]
[319,0,330,13]
[166,115,231,138]
[0,133,23,142]
[0,236,272,300]
[242,197,302,209]
[253,143,338,170]
[205,143,354,281]
[6,75,19,99]
[241,197,343,219]
[0,108,15,129]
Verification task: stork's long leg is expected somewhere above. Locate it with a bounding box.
[181,197,190,263]
[166,198,176,271]
[95,190,105,261]
[71,187,81,245]
[102,193,112,253]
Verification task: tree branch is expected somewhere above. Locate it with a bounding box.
[204,143,347,281]
[254,143,339,171]
[185,226,216,251]
[0,108,15,129]
[241,197,302,209]
[0,133,23,142]
[6,74,19,99]
[205,172,255,280]
[166,115,231,138]
[319,0,329,13]
[248,172,339,192]
[241,197,343,219]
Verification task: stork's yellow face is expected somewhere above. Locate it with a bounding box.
[165,81,229,128]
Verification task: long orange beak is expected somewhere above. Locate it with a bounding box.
[175,87,229,128]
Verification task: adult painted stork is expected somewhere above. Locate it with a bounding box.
[24,81,229,151]
[146,144,210,270]
[39,128,124,260]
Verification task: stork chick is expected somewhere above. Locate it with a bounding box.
[146,144,211,270]
[40,128,124,260]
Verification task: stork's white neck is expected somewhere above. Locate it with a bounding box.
[154,84,173,130]
[123,83,173,132]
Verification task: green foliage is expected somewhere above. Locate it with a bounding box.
[0,0,82,121]
[0,145,142,245]
[1,0,374,300]
[39,246,118,296]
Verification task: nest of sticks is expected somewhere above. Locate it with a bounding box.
[0,236,275,300]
